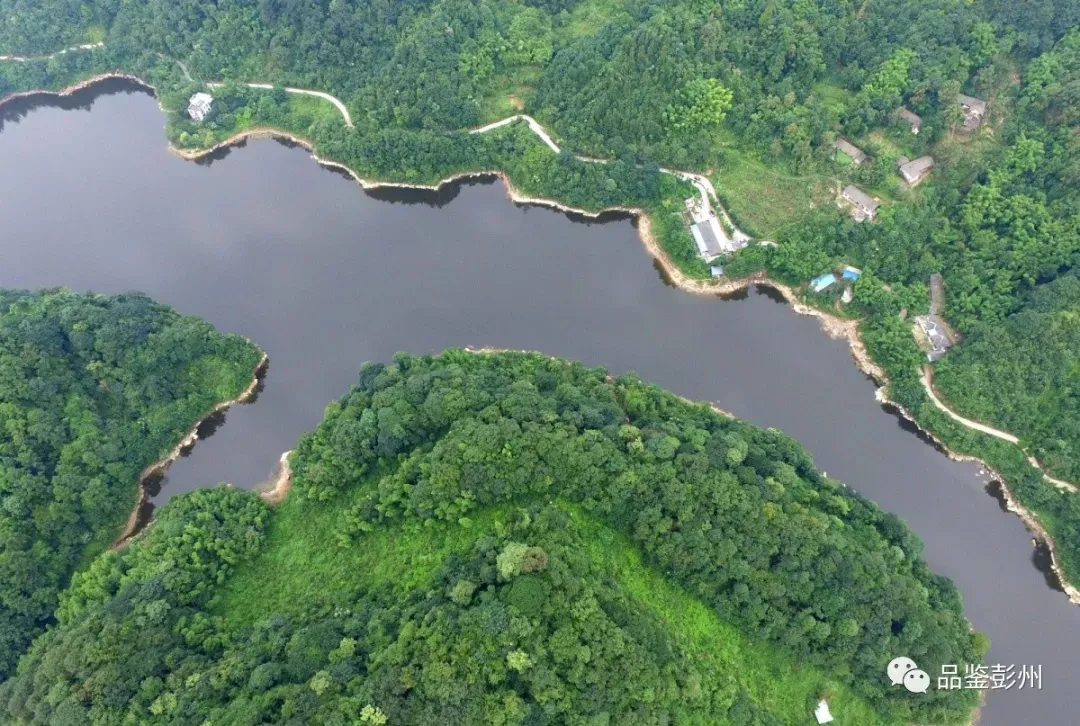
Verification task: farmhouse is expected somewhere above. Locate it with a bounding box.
[834,137,867,165]
[898,107,922,134]
[840,185,879,222]
[958,93,987,130]
[187,92,214,122]
[898,155,934,186]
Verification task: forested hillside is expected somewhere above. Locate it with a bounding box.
[0,289,261,680]
[934,273,1080,482]
[0,351,983,725]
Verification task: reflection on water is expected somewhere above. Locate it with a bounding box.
[0,77,149,132]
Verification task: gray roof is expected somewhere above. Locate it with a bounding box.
[834,138,867,163]
[898,108,922,126]
[899,155,934,183]
[842,185,878,213]
[690,221,722,257]
[916,314,953,360]
[929,273,945,316]
[958,94,987,115]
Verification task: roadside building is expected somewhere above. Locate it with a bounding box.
[958,94,987,130]
[914,315,954,361]
[898,155,934,186]
[187,92,214,122]
[840,185,879,222]
[898,107,922,134]
[690,219,723,258]
[685,195,740,259]
[915,273,954,360]
[834,137,867,165]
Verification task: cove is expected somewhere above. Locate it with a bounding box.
[1,81,1078,725]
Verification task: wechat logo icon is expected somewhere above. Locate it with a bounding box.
[888,657,930,694]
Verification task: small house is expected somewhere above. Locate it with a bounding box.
[898,155,934,186]
[834,137,867,165]
[811,273,837,293]
[710,264,724,278]
[840,185,879,222]
[898,107,922,134]
[187,92,214,122]
[958,94,987,130]
[815,699,834,724]
[842,266,862,281]
[915,315,954,361]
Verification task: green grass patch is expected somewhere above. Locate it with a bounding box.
[563,0,631,38]
[287,91,347,128]
[561,502,892,726]
[477,67,541,122]
[212,484,515,628]
[712,152,836,238]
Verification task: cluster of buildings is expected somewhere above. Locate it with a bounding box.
[810,265,862,304]
[684,196,747,274]
[835,93,987,221]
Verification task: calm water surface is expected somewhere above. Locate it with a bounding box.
[2,81,1077,724]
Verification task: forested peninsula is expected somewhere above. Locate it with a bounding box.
[0,350,984,725]
[0,289,262,680]
[1,0,1079,596]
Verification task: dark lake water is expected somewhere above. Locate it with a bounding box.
[2,80,1078,724]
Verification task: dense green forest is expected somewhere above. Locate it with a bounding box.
[0,351,983,724]
[934,272,1080,482]
[0,289,261,680]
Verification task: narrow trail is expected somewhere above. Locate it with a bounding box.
[0,41,103,62]
[469,114,754,243]
[921,367,1077,491]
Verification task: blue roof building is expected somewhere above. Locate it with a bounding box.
[811,273,837,292]
[842,266,862,281]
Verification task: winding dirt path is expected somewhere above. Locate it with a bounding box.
[0,42,102,62]
[207,81,353,127]
[921,367,1077,491]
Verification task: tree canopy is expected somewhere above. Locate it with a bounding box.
[0,289,261,679]
[0,351,983,725]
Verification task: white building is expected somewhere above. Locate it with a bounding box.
[187,92,214,122]
[814,699,834,724]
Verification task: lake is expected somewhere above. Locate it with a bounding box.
[1,80,1077,724]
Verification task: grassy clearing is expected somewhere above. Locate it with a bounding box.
[287,92,346,128]
[478,67,541,122]
[212,481,514,628]
[712,152,836,238]
[563,0,631,38]
[562,502,891,726]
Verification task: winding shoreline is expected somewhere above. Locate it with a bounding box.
[110,351,269,550]
[4,72,1077,608]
